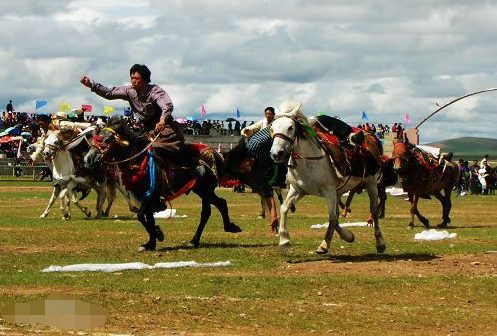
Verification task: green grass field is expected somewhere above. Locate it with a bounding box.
[0,179,496,335]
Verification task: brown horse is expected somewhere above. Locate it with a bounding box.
[340,156,398,222]
[392,140,460,229]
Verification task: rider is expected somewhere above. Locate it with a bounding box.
[226,127,281,232]
[28,113,53,166]
[241,106,275,138]
[80,64,204,187]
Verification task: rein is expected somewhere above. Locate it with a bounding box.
[95,127,160,166]
[272,116,325,168]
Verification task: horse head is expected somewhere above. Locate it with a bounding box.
[270,101,309,163]
[391,139,413,174]
[84,118,131,168]
[42,131,64,160]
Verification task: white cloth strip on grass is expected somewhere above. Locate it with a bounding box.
[386,187,407,196]
[42,261,232,273]
[414,229,457,241]
[153,209,187,218]
[311,222,369,229]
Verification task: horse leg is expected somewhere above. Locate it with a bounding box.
[208,192,241,234]
[70,191,91,218]
[316,189,340,254]
[137,207,161,252]
[378,187,387,218]
[279,185,304,253]
[103,180,116,217]
[366,176,386,253]
[40,185,61,218]
[187,196,212,248]
[341,191,354,218]
[411,195,430,228]
[115,180,139,213]
[435,189,451,228]
[59,190,71,220]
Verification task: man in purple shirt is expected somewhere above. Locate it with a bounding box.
[80,64,204,178]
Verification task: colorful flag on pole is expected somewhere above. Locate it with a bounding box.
[200,103,207,116]
[81,104,92,112]
[59,103,71,111]
[103,106,115,115]
[35,100,47,110]
[362,111,369,121]
[236,107,241,118]
[404,113,412,124]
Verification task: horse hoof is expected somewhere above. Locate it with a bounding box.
[376,244,386,253]
[340,230,355,243]
[407,223,414,230]
[257,215,265,219]
[290,205,296,213]
[437,223,448,229]
[315,247,328,255]
[86,211,92,218]
[138,244,156,252]
[185,241,199,248]
[155,226,165,242]
[225,223,242,233]
[40,214,48,218]
[279,242,291,253]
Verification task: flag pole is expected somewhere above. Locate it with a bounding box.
[415,88,497,130]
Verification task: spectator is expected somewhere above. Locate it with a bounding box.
[241,106,275,139]
[6,100,14,113]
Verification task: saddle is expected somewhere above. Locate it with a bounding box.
[123,143,218,202]
[314,127,383,178]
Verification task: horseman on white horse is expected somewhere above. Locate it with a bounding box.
[269,101,386,254]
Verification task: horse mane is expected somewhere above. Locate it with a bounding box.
[277,101,308,124]
[106,116,138,142]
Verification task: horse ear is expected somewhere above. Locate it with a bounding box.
[288,102,303,117]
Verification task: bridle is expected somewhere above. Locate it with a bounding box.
[91,127,159,165]
[271,115,325,168]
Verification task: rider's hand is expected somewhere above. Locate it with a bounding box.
[80,76,92,88]
[155,119,166,133]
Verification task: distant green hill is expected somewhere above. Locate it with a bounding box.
[425,137,497,159]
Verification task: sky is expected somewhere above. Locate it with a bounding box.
[1,0,497,143]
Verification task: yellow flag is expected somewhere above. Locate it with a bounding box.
[103,106,115,114]
[58,103,71,111]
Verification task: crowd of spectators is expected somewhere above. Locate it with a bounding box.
[458,155,496,196]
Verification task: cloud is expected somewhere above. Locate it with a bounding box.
[1,1,497,143]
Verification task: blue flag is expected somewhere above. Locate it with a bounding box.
[362,111,369,121]
[236,107,241,118]
[35,100,47,110]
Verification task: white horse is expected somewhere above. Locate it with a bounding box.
[42,129,137,219]
[41,130,95,219]
[269,101,386,254]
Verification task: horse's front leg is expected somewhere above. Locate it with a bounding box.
[40,185,61,218]
[409,194,429,228]
[316,189,340,254]
[279,185,303,253]
[137,207,161,252]
[366,177,386,253]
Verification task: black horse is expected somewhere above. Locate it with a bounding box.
[84,118,241,251]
